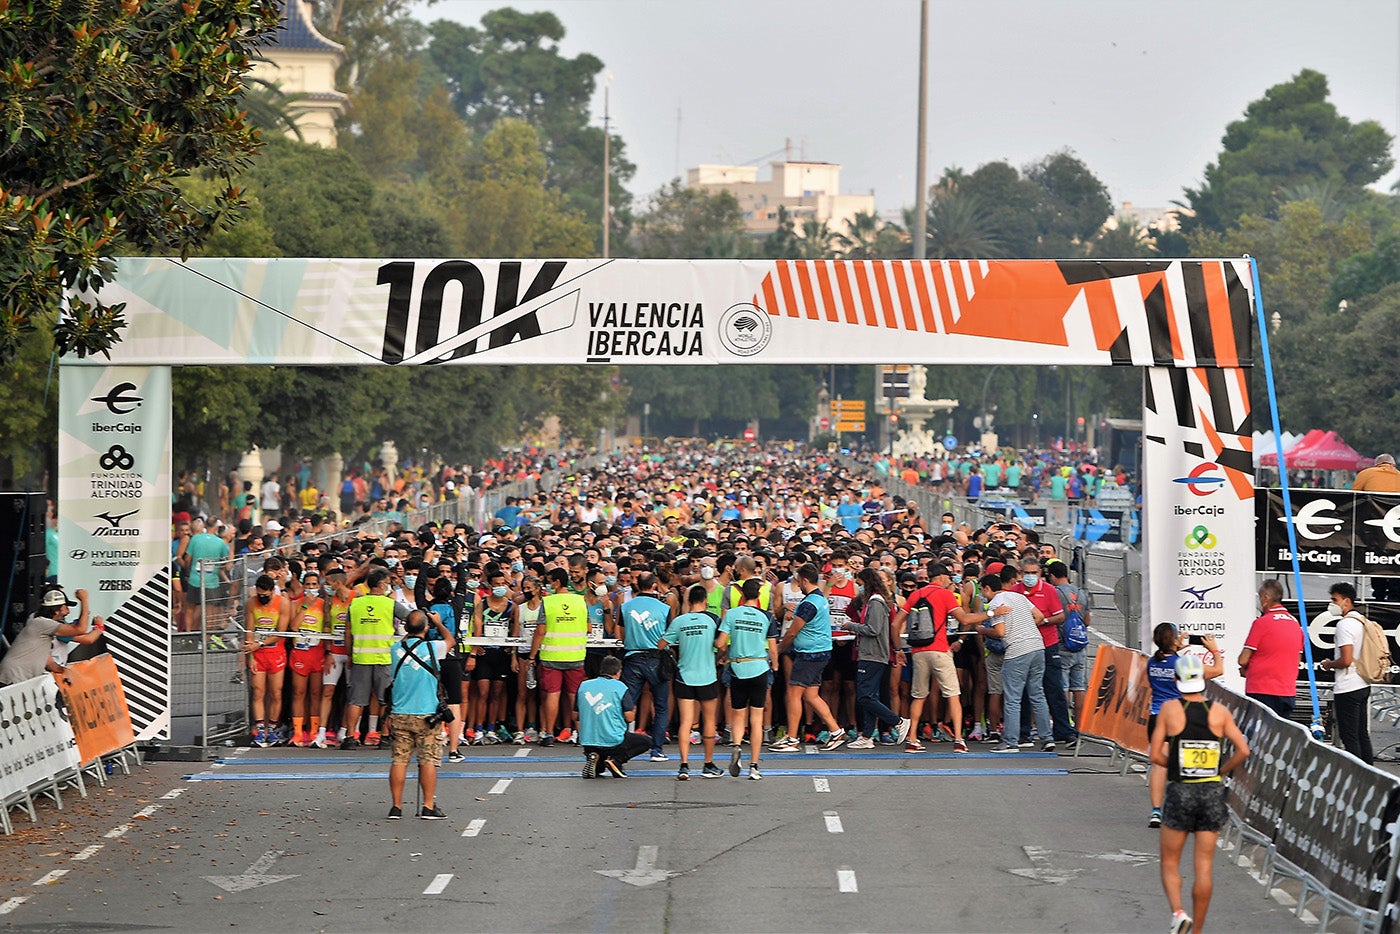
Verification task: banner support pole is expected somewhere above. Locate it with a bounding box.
[1248,254,1323,737]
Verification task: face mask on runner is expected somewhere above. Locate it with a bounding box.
[492,586,508,598]
[700,566,716,580]
[594,584,609,597]
[404,574,418,590]
[604,575,618,586]
[257,593,272,605]
[952,574,963,584]
[511,560,524,572]
[466,578,480,590]
[942,523,953,532]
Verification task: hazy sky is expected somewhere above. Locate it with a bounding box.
[419,0,1400,216]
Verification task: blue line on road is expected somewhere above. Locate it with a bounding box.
[186,768,1068,781]
[214,751,1058,766]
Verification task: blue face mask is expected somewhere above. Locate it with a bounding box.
[511,560,524,572]
[404,574,418,590]
[604,575,618,587]
[492,586,508,598]
[942,523,953,532]
[1022,573,1039,588]
[952,574,963,584]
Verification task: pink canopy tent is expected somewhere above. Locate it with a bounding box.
[1260,430,1373,471]
[1259,429,1325,467]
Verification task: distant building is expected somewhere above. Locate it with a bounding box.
[249,0,348,148]
[688,160,876,237]
[1101,201,1183,238]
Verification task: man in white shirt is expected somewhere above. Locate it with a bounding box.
[261,473,281,514]
[1319,582,1373,764]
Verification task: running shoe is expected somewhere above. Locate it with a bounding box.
[919,723,934,741]
[323,734,340,748]
[386,806,402,820]
[497,725,513,743]
[523,727,539,743]
[729,748,742,777]
[768,736,800,751]
[364,730,382,748]
[877,731,896,745]
[968,724,985,742]
[1149,808,1163,829]
[803,732,818,744]
[845,728,859,742]
[446,751,466,764]
[984,730,1002,744]
[341,733,360,749]
[292,730,309,748]
[904,740,925,753]
[1169,909,1192,934]
[748,764,763,781]
[583,752,599,779]
[1017,739,1035,749]
[1042,741,1056,753]
[953,739,969,753]
[689,730,701,745]
[419,805,448,821]
[512,731,526,744]
[472,730,488,745]
[762,727,774,745]
[273,725,291,746]
[602,758,627,778]
[538,733,555,747]
[676,764,690,781]
[312,734,332,749]
[990,744,1020,754]
[482,731,501,745]
[556,728,575,744]
[820,735,846,752]
[894,717,913,746]
[252,726,268,748]
[701,763,724,779]
[936,724,956,743]
[848,736,876,749]
[815,730,831,745]
[648,750,669,762]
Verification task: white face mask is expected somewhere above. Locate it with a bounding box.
[700,566,716,580]
[594,584,609,597]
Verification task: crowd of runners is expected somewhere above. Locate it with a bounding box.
[183,441,1097,776]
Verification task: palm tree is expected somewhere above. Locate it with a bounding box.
[896,187,1002,259]
[835,211,881,259]
[1278,178,1352,223]
[797,218,837,259]
[239,69,310,142]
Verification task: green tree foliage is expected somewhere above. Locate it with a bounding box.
[0,0,281,363]
[425,9,634,247]
[1328,283,1400,452]
[1329,231,1400,306]
[0,325,58,484]
[628,181,747,259]
[955,153,1112,257]
[244,138,377,257]
[1179,69,1393,235]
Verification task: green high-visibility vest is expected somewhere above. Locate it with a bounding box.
[349,594,395,665]
[540,592,587,663]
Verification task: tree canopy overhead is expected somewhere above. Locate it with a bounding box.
[0,0,282,365]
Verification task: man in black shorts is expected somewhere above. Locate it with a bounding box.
[1149,655,1249,934]
[658,585,723,780]
[718,578,779,780]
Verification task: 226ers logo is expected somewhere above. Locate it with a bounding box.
[1172,462,1226,497]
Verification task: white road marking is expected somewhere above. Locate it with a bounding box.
[813,777,831,793]
[33,870,70,886]
[72,845,104,861]
[210,762,224,769]
[513,748,531,757]
[104,825,132,839]
[462,819,486,837]
[0,897,28,915]
[423,873,453,895]
[837,868,858,893]
[161,788,185,799]
[823,811,844,833]
[803,745,818,755]
[488,779,512,795]
[133,805,162,818]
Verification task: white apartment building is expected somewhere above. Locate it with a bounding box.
[689,160,876,237]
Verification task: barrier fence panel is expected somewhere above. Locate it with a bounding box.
[52,655,137,766]
[1077,643,1151,756]
[1,674,83,834]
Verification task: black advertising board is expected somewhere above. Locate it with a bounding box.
[1256,489,1354,575]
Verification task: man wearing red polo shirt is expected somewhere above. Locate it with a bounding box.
[1010,555,1076,745]
[1237,579,1303,718]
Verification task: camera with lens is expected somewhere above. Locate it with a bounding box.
[425,701,456,727]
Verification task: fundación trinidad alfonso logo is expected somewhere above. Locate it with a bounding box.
[718,303,772,357]
[1172,462,1226,497]
[1184,525,1217,550]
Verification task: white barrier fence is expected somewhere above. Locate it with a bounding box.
[0,675,84,835]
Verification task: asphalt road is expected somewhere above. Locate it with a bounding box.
[1,740,1316,934]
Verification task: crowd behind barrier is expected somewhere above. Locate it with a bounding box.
[1072,630,1400,933]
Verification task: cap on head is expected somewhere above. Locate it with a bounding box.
[41,588,71,608]
[1176,654,1206,694]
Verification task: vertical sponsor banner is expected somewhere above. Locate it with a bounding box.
[1142,367,1254,688]
[58,366,171,741]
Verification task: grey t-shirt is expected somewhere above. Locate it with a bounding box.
[0,614,62,684]
[988,592,1042,660]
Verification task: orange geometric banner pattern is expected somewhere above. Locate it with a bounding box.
[53,655,136,764]
[1078,644,1153,755]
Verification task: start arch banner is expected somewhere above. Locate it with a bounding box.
[60,256,1258,737]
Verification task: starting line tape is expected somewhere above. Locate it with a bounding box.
[214,751,1059,766]
[186,768,1068,781]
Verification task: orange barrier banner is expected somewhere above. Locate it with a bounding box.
[1079,644,1152,755]
[53,655,136,764]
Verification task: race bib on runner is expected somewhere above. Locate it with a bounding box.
[1177,739,1221,779]
[484,623,508,640]
[295,629,320,650]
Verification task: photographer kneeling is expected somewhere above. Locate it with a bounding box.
[387,609,453,820]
